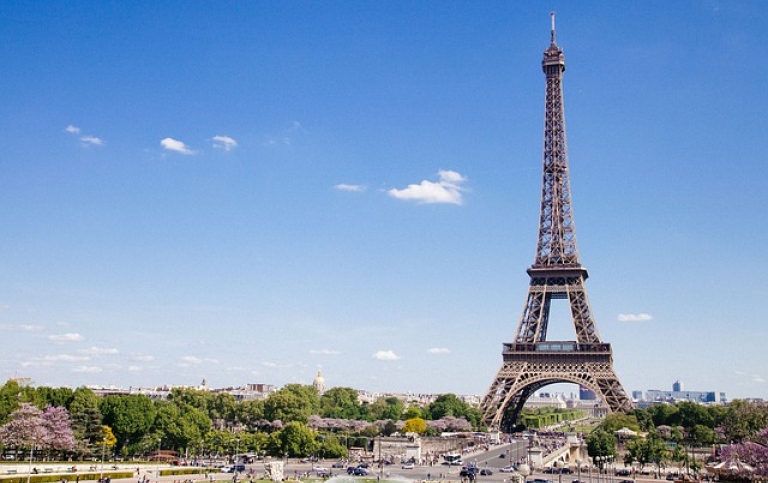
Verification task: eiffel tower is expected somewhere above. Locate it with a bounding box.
[480,14,632,431]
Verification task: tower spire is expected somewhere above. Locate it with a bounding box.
[550,12,556,44]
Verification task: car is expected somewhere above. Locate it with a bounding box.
[619,480,634,483]
[499,453,507,459]
[500,466,516,473]
[666,475,678,481]
[312,466,329,473]
[531,479,554,483]
[480,469,494,475]
[352,468,369,476]
[561,468,573,474]
[402,463,414,470]
[332,462,345,468]
[615,469,631,476]
[543,467,559,474]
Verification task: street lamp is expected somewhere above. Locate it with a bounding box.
[234,438,240,467]
[156,439,162,483]
[595,457,602,483]
[26,438,36,483]
[577,458,582,483]
[554,461,563,483]
[100,437,107,482]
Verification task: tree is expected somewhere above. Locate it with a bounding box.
[720,400,768,443]
[586,429,617,465]
[598,413,641,433]
[100,394,156,450]
[152,401,211,452]
[368,397,404,421]
[41,406,75,453]
[0,380,23,424]
[402,418,427,435]
[70,388,103,457]
[236,399,265,426]
[102,425,117,447]
[0,403,46,455]
[320,387,362,420]
[317,434,347,459]
[689,425,716,445]
[403,405,423,420]
[268,421,319,457]
[264,387,318,424]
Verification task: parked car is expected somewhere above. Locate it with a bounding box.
[480,469,494,475]
[615,469,631,476]
[460,469,476,478]
[312,466,329,474]
[332,462,345,468]
[500,466,516,473]
[352,468,369,476]
[402,463,414,470]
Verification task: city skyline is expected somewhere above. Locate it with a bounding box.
[1,2,767,399]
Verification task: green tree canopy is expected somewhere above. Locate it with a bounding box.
[586,429,617,464]
[320,387,362,420]
[264,385,319,424]
[268,421,319,457]
[368,397,404,421]
[100,394,156,450]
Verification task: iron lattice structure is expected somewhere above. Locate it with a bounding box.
[480,15,632,431]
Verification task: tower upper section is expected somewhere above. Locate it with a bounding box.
[533,13,582,271]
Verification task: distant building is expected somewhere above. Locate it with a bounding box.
[313,369,326,395]
[673,380,683,392]
[644,389,724,403]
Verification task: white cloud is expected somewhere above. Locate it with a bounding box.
[309,349,341,355]
[0,323,44,332]
[78,346,119,356]
[752,375,766,384]
[80,135,104,146]
[617,313,653,322]
[262,361,293,368]
[373,350,400,361]
[72,366,103,373]
[388,170,467,204]
[21,360,52,367]
[48,333,85,342]
[178,355,219,366]
[65,125,81,134]
[127,365,142,372]
[44,354,90,362]
[212,135,238,152]
[335,184,366,192]
[160,137,197,155]
[427,347,451,355]
[131,354,155,362]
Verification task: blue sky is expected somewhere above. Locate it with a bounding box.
[1,1,766,401]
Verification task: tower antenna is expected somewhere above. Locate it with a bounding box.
[550,12,556,44]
